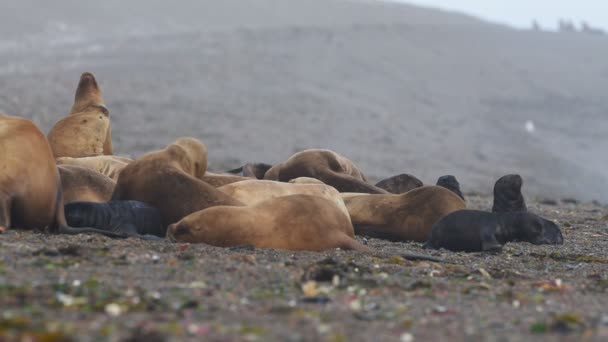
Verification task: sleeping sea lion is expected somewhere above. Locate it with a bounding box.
[218,180,351,226]
[0,114,122,237]
[56,155,132,181]
[226,163,273,179]
[424,210,563,252]
[167,194,370,252]
[58,164,116,203]
[47,72,113,158]
[343,186,466,242]
[64,201,165,238]
[492,174,526,213]
[263,149,387,194]
[436,175,465,201]
[201,172,251,188]
[375,174,423,194]
[111,137,242,227]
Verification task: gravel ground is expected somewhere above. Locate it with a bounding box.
[1,195,607,341]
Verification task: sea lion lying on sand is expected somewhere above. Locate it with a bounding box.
[436,175,464,201]
[47,72,113,158]
[218,180,351,225]
[263,149,387,194]
[0,114,119,237]
[375,174,423,194]
[227,163,273,179]
[344,186,466,242]
[424,210,563,252]
[111,137,242,227]
[58,164,116,203]
[492,174,526,212]
[201,172,250,188]
[64,201,165,238]
[167,194,369,252]
[56,155,132,181]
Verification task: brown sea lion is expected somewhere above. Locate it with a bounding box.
[201,172,250,188]
[111,138,242,227]
[375,174,423,194]
[56,155,132,181]
[263,149,387,194]
[47,72,113,158]
[0,114,121,237]
[218,180,352,227]
[58,164,116,203]
[344,186,466,242]
[167,194,370,252]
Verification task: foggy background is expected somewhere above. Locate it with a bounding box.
[0,0,606,202]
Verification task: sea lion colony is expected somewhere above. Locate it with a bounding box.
[0,72,564,253]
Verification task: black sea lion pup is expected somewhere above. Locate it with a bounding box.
[167,194,371,252]
[227,163,273,179]
[436,175,464,201]
[424,210,563,252]
[111,137,242,227]
[375,174,423,194]
[47,72,113,158]
[64,201,165,238]
[264,149,388,194]
[492,174,527,212]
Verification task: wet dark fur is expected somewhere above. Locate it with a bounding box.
[492,174,526,212]
[375,174,423,194]
[436,175,464,201]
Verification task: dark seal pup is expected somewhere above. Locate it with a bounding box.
[375,174,423,194]
[492,174,526,213]
[64,201,165,238]
[436,175,464,201]
[227,163,273,179]
[424,210,563,252]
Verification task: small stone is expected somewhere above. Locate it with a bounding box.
[105,303,123,316]
[400,332,414,342]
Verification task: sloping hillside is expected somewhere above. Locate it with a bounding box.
[0,0,607,201]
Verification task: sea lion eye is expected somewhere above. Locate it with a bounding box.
[173,225,191,237]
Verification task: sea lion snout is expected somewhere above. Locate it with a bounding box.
[167,223,192,242]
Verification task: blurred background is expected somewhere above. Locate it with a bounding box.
[0,0,606,201]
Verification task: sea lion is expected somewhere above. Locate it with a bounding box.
[343,186,466,242]
[111,137,242,227]
[201,172,251,188]
[167,194,371,252]
[0,114,121,237]
[288,177,326,185]
[375,174,423,194]
[58,164,116,203]
[263,149,387,194]
[56,155,131,181]
[226,163,273,179]
[492,174,527,213]
[218,180,351,226]
[436,175,465,201]
[64,201,165,238]
[424,210,563,252]
[47,72,113,158]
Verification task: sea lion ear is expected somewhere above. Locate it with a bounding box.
[70,72,105,114]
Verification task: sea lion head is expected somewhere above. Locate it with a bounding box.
[166,222,197,243]
[171,137,208,179]
[64,201,96,227]
[492,174,526,213]
[436,175,464,200]
[70,72,107,115]
[505,212,563,245]
[375,174,423,194]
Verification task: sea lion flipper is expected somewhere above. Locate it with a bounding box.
[56,225,129,239]
[480,226,503,253]
[337,236,374,253]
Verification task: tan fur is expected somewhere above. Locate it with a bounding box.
[56,155,132,181]
[58,165,115,203]
[218,180,352,231]
[0,114,68,231]
[167,194,371,252]
[112,137,241,227]
[47,72,113,158]
[344,186,466,242]
[202,172,250,188]
[288,177,325,185]
[263,149,387,194]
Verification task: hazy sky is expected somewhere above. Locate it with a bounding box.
[401,0,608,30]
